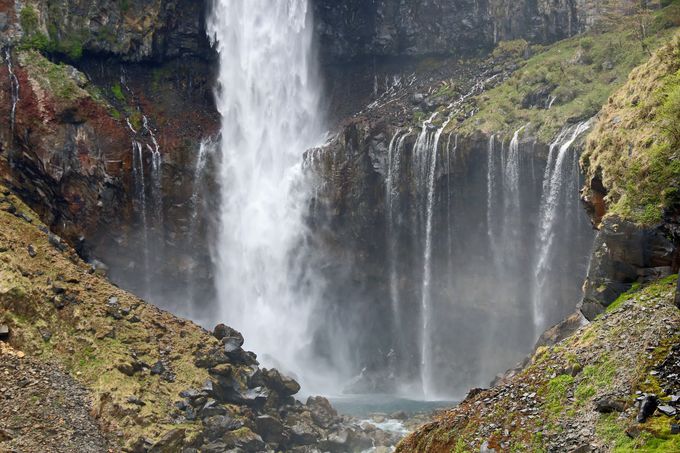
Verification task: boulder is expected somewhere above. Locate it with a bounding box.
[203,415,244,441]
[148,428,185,453]
[255,415,288,444]
[264,368,301,397]
[594,397,626,413]
[637,395,659,423]
[306,396,339,428]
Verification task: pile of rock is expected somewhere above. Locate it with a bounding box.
[148,324,400,452]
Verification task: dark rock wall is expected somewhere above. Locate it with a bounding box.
[312,0,625,62]
[306,121,595,395]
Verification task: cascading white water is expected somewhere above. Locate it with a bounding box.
[486,134,499,265]
[419,115,453,397]
[143,115,163,229]
[131,140,151,297]
[185,137,217,311]
[4,48,19,133]
[207,0,324,387]
[501,125,528,260]
[386,130,410,334]
[532,120,592,335]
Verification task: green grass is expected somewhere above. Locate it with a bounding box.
[597,412,680,452]
[606,282,643,312]
[453,2,680,143]
[544,374,575,415]
[111,83,125,102]
[574,356,616,405]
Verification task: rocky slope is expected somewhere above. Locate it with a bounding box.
[0,342,114,452]
[0,186,398,452]
[397,275,680,452]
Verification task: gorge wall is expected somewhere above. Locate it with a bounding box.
[1,0,677,400]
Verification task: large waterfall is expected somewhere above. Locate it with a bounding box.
[207,1,325,387]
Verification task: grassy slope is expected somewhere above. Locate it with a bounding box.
[581,33,680,225]
[0,184,222,449]
[449,2,680,143]
[397,276,680,452]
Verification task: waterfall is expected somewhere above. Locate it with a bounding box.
[501,125,527,261]
[142,115,163,229]
[386,129,410,336]
[131,140,151,297]
[4,48,19,133]
[532,120,592,336]
[186,137,216,311]
[486,134,499,266]
[207,0,324,387]
[446,134,458,275]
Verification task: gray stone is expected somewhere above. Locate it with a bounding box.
[658,405,677,417]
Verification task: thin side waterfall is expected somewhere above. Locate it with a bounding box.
[419,114,452,397]
[4,48,19,133]
[532,120,592,336]
[131,140,151,297]
[487,134,499,267]
[186,137,216,310]
[446,134,458,275]
[501,125,527,260]
[207,0,325,389]
[143,115,163,229]
[386,129,410,335]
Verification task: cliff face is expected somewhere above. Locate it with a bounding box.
[1,0,212,61]
[0,0,220,310]
[312,0,636,62]
[304,2,680,394]
[579,32,680,319]
[0,0,637,335]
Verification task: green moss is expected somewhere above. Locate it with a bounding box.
[111,83,125,102]
[606,282,643,312]
[574,356,616,405]
[544,374,574,415]
[597,412,680,452]
[453,437,470,453]
[491,39,529,59]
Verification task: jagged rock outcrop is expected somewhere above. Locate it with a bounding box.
[579,33,680,318]
[581,217,677,320]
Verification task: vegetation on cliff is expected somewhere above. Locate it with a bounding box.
[451,1,680,143]
[582,33,680,225]
[397,276,680,452]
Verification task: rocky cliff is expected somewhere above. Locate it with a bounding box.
[313,0,633,62]
[304,1,680,395]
